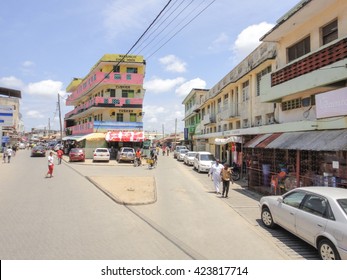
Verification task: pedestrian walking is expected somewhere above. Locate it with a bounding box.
[2,147,7,163]
[208,159,224,194]
[6,146,13,163]
[221,163,233,198]
[56,148,64,165]
[46,151,54,178]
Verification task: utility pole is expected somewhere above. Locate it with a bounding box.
[48,118,50,138]
[174,118,177,149]
[58,93,63,142]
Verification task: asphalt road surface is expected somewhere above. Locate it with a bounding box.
[0,149,318,260]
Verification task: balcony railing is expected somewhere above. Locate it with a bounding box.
[67,72,144,103]
[271,37,347,86]
[65,97,143,119]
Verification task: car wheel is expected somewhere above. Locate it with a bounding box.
[261,206,275,228]
[318,239,341,260]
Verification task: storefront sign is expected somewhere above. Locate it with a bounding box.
[0,105,13,126]
[316,87,347,118]
[105,130,144,142]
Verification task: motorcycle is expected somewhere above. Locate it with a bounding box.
[133,157,142,167]
[230,162,241,181]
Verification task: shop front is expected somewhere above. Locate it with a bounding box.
[244,130,347,194]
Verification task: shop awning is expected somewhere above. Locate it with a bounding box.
[62,133,106,142]
[244,130,347,151]
[105,131,144,142]
[62,135,86,141]
[243,133,272,148]
[266,130,347,151]
[214,135,243,145]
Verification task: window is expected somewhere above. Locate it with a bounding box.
[217,98,222,113]
[283,191,306,208]
[122,90,134,98]
[126,67,138,73]
[255,116,262,126]
[113,65,120,72]
[104,73,110,79]
[114,74,121,80]
[256,66,272,96]
[130,113,137,122]
[287,36,310,62]
[302,196,328,217]
[282,98,301,111]
[242,80,249,101]
[109,89,115,97]
[116,113,123,122]
[321,19,338,45]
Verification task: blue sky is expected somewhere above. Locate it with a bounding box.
[0,0,300,134]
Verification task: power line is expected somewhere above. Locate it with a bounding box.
[68,0,173,101]
[145,0,216,59]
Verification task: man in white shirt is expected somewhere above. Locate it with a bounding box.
[208,159,224,194]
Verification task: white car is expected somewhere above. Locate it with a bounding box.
[173,145,187,158]
[193,151,215,173]
[260,186,347,260]
[93,148,110,162]
[183,151,197,165]
[116,147,135,163]
[177,149,189,161]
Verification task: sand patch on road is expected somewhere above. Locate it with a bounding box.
[88,176,156,205]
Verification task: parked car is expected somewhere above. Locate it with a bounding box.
[68,148,85,162]
[31,145,46,157]
[183,151,197,166]
[177,149,189,161]
[18,142,26,149]
[193,151,216,173]
[173,145,187,159]
[116,147,135,163]
[93,148,110,162]
[260,186,347,260]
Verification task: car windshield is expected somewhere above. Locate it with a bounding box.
[122,148,134,153]
[337,199,347,215]
[96,148,108,153]
[188,152,196,157]
[200,154,215,161]
[180,149,189,153]
[70,148,82,153]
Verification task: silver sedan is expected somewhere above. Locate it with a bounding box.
[260,186,347,260]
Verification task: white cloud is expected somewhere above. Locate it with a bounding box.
[159,55,187,73]
[22,60,35,68]
[144,77,185,94]
[0,76,25,90]
[26,80,64,97]
[26,110,45,119]
[175,78,207,97]
[231,21,274,61]
[208,32,230,52]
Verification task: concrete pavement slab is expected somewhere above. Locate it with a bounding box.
[88,176,157,205]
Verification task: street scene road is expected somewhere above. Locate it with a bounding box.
[0,149,319,260]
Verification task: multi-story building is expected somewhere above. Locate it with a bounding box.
[187,0,347,193]
[182,88,209,150]
[64,54,146,158]
[191,42,277,164]
[0,87,23,147]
